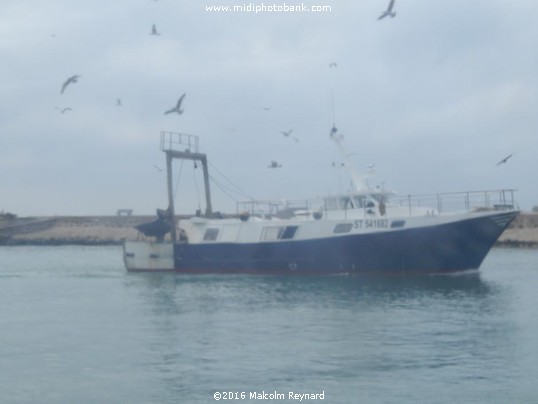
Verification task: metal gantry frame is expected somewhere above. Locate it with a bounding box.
[161,132,212,241]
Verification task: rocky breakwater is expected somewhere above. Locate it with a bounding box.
[497,212,538,247]
[0,215,155,245]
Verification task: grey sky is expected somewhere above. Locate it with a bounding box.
[2,0,537,216]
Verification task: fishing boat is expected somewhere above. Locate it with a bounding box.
[123,130,519,275]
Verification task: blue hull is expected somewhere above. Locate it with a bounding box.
[172,211,517,275]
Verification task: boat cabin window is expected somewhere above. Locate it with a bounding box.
[261,225,298,241]
[203,228,220,241]
[281,226,298,239]
[390,220,405,228]
[333,223,353,234]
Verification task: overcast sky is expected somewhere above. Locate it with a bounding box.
[2,0,537,216]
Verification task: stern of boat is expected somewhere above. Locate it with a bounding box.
[123,241,175,272]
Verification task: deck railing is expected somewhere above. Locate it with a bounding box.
[236,199,325,218]
[236,189,517,218]
[392,189,517,215]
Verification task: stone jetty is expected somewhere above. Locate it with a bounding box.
[0,215,154,245]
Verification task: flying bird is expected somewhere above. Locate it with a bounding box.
[117,98,122,106]
[151,24,161,35]
[281,129,293,137]
[55,106,72,113]
[164,93,186,115]
[60,75,80,94]
[268,161,282,168]
[378,0,396,20]
[496,153,514,166]
[263,107,271,111]
[329,62,338,68]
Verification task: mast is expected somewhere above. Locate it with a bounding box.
[330,127,368,192]
[328,74,368,193]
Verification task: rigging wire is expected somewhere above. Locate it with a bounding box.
[208,161,256,200]
[167,155,257,212]
[209,174,246,202]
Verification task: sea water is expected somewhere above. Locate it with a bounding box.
[0,246,537,403]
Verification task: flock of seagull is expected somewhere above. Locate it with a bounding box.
[55,1,401,117]
[59,64,186,116]
[376,0,514,166]
[266,1,399,169]
[56,0,514,171]
[57,16,184,117]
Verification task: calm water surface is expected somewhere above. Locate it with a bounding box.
[1,246,537,403]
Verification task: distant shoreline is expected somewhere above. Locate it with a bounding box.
[497,212,538,247]
[0,215,154,246]
[1,212,537,248]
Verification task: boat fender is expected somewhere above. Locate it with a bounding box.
[239,211,250,222]
[313,211,323,220]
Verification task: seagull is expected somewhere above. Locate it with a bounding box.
[329,62,338,68]
[496,153,514,166]
[378,0,396,20]
[268,161,282,168]
[263,107,271,111]
[117,98,122,106]
[164,93,186,115]
[60,75,80,94]
[281,129,293,137]
[55,106,72,114]
[151,24,161,36]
